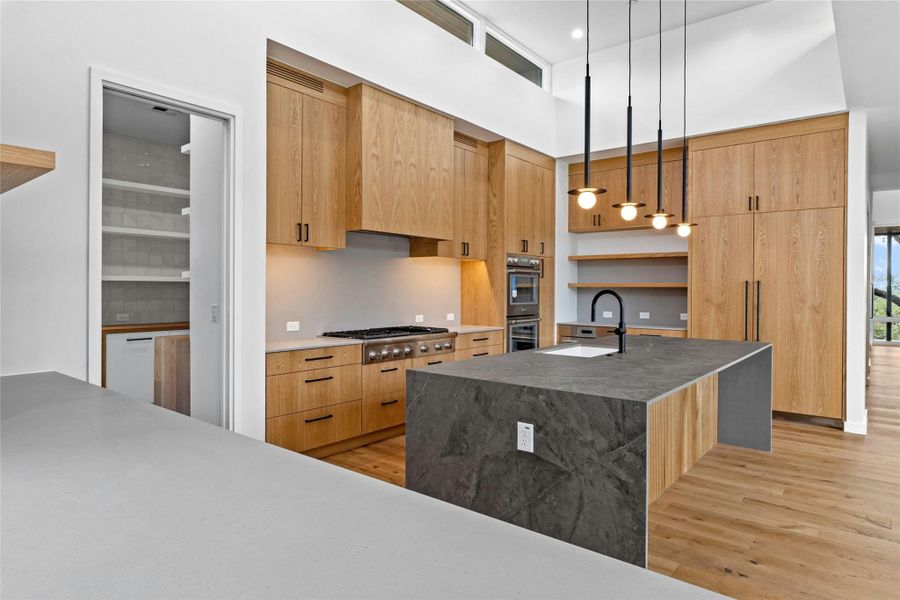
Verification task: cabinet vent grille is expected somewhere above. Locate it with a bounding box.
[267,62,325,93]
[454,132,478,148]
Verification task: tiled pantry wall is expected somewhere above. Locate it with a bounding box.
[101,133,190,325]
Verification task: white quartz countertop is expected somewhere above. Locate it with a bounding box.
[560,321,688,331]
[266,337,362,353]
[1,372,721,600]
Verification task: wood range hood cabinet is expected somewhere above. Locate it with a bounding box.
[345,84,454,241]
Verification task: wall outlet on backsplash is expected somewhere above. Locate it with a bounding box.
[680,313,688,321]
[115,313,130,322]
[639,312,650,320]
[286,321,300,332]
[446,313,455,321]
[415,314,424,323]
[602,311,613,318]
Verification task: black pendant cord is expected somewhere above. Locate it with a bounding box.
[656,0,663,214]
[626,0,632,202]
[583,0,591,189]
[681,0,689,222]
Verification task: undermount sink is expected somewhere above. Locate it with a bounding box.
[540,345,618,358]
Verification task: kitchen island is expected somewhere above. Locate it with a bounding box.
[0,372,721,599]
[406,335,772,567]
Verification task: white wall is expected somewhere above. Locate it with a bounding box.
[0,1,557,440]
[553,0,846,157]
[872,190,900,227]
[845,111,869,434]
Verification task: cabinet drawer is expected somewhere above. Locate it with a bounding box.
[266,400,361,453]
[362,360,409,397]
[362,392,405,434]
[456,330,503,350]
[409,354,455,369]
[630,328,687,338]
[266,344,360,376]
[454,345,503,361]
[266,364,361,418]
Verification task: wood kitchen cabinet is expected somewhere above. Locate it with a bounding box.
[346,83,453,240]
[690,144,755,218]
[410,136,488,260]
[505,153,555,257]
[266,67,347,249]
[539,258,555,347]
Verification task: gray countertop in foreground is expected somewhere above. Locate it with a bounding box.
[1,372,720,599]
[416,336,770,404]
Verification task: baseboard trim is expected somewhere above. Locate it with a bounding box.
[843,410,868,435]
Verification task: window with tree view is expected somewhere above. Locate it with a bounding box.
[873,230,900,343]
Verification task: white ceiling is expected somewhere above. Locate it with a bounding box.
[103,91,190,146]
[460,0,771,65]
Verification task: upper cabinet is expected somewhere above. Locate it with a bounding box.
[410,134,489,260]
[568,149,683,233]
[346,84,453,240]
[690,114,847,218]
[266,62,347,249]
[501,142,555,257]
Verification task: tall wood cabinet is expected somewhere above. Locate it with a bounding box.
[688,114,847,419]
[503,144,555,257]
[266,61,347,249]
[345,84,453,240]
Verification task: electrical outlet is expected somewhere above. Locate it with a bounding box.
[415,314,425,323]
[115,313,130,322]
[517,422,534,453]
[602,310,613,318]
[680,313,688,321]
[446,313,455,321]
[286,321,300,332]
[639,312,650,319]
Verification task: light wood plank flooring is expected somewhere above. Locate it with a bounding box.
[324,346,900,599]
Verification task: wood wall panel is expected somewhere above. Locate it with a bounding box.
[648,374,719,504]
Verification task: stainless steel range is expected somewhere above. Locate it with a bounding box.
[322,326,457,364]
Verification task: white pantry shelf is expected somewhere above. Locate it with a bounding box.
[102,177,189,199]
[181,207,191,216]
[102,226,190,240]
[102,274,190,283]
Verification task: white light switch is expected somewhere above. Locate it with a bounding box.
[602,311,613,318]
[286,321,300,332]
[680,313,688,321]
[517,422,534,453]
[447,313,455,321]
[415,314,425,323]
[639,312,650,319]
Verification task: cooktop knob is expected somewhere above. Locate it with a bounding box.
[368,351,378,361]
[392,348,401,357]
[443,342,452,350]
[419,345,428,352]
[433,343,442,351]
[403,346,412,355]
[381,349,390,358]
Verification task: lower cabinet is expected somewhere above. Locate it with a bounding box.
[629,328,687,338]
[454,345,502,361]
[361,361,409,435]
[266,400,362,453]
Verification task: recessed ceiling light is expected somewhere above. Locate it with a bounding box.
[571,28,584,40]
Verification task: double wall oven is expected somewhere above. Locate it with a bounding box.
[506,255,542,352]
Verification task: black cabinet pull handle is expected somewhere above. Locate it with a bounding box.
[540,242,545,255]
[297,223,302,242]
[748,196,752,212]
[755,280,761,341]
[473,352,489,357]
[427,360,442,365]
[472,337,489,342]
[380,399,399,407]
[522,240,527,253]
[380,367,398,373]
[304,223,310,242]
[304,414,333,424]
[126,337,153,342]
[755,195,759,211]
[304,375,334,384]
[592,215,597,227]
[744,280,749,341]
[304,355,333,362]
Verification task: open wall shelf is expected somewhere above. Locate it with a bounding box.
[569,252,687,261]
[568,282,687,289]
[102,177,189,199]
[102,226,189,240]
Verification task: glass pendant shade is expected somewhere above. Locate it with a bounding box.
[620,204,638,221]
[577,190,598,209]
[651,214,669,229]
[676,223,692,237]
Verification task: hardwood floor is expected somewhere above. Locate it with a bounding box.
[324,346,900,599]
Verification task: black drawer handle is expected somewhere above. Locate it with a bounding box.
[380,367,399,373]
[473,352,489,357]
[304,414,333,424]
[380,399,399,407]
[304,376,334,384]
[427,360,442,365]
[126,337,153,342]
[305,355,334,362]
[472,337,489,342]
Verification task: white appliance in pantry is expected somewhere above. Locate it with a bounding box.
[105,329,188,403]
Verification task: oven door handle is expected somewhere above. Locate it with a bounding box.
[507,268,541,275]
[507,317,542,325]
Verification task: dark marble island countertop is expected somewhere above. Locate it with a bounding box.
[413,335,771,404]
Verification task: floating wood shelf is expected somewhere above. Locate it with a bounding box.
[569,252,688,261]
[102,274,190,283]
[1,144,55,193]
[102,226,190,240]
[568,282,688,289]
[102,177,189,199]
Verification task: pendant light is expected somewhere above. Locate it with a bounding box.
[611,0,645,221]
[568,0,607,209]
[644,0,674,230]
[674,0,696,237]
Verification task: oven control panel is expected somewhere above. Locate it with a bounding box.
[364,335,456,364]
